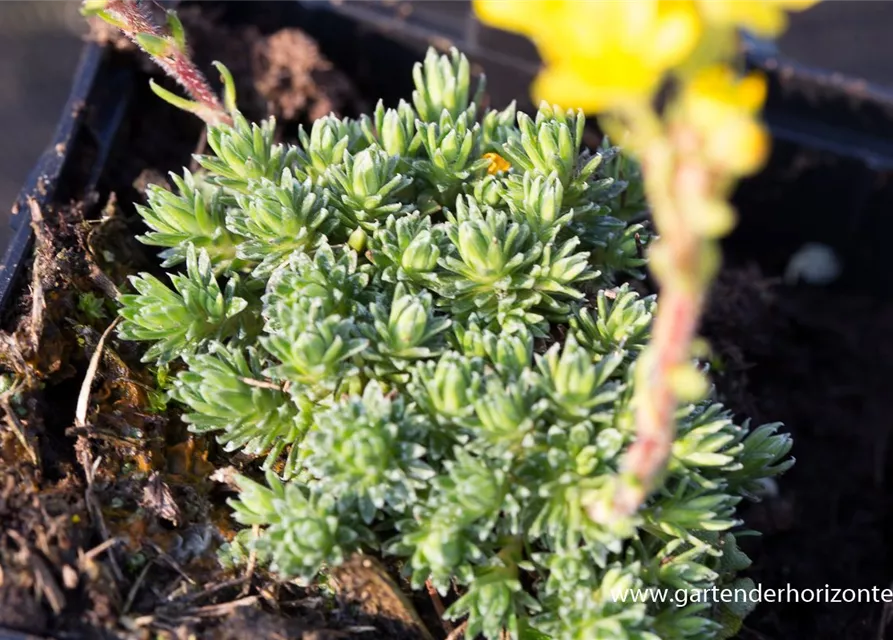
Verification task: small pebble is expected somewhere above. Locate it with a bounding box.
[784,242,842,285]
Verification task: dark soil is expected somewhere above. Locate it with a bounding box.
[4,3,893,640]
[705,266,893,640]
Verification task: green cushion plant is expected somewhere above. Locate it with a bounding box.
[118,46,792,640]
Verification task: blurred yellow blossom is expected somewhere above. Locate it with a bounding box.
[677,65,769,175]
[474,0,818,112]
[483,151,512,174]
[474,0,701,111]
[696,0,820,37]
[473,0,819,523]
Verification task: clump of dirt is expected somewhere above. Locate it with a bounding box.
[251,28,361,122]
[89,4,361,126]
[704,266,893,640]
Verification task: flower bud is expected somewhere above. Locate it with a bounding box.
[348,227,367,252]
[390,296,429,350]
[401,232,440,273]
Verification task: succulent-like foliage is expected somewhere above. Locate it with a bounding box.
[597,138,648,222]
[230,472,371,581]
[198,113,299,192]
[264,243,370,324]
[368,212,445,287]
[571,284,655,356]
[173,343,304,470]
[303,382,435,523]
[417,112,491,204]
[412,46,484,123]
[361,284,451,379]
[502,104,603,207]
[228,170,336,275]
[119,47,792,640]
[297,114,367,181]
[261,300,367,400]
[325,147,414,230]
[481,101,519,152]
[361,99,422,158]
[137,170,239,268]
[119,245,254,363]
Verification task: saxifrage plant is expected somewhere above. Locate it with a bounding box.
[115,42,792,639]
[474,0,817,523]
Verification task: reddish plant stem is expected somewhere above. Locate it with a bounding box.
[610,127,712,519]
[616,286,702,515]
[426,578,454,633]
[103,0,230,125]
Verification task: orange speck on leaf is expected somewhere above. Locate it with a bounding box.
[483,152,511,174]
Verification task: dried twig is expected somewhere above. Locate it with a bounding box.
[8,530,66,615]
[0,391,38,466]
[240,524,261,597]
[187,595,259,618]
[75,316,121,427]
[122,558,156,614]
[27,199,47,353]
[86,499,126,584]
[174,577,249,605]
[148,540,197,586]
[425,578,453,633]
[76,447,125,585]
[239,377,285,391]
[82,536,122,562]
[445,620,469,640]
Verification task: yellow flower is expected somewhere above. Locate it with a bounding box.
[483,152,512,174]
[678,65,769,175]
[696,0,820,37]
[473,0,701,112]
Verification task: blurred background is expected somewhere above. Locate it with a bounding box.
[0,1,86,248]
[1,0,893,250]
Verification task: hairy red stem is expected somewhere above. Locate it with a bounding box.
[103,0,230,125]
[608,129,711,520]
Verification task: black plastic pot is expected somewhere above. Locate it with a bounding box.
[0,40,133,312]
[5,0,893,306]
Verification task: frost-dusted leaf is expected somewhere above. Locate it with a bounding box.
[228,169,338,275]
[118,245,255,363]
[174,343,306,470]
[137,170,241,269]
